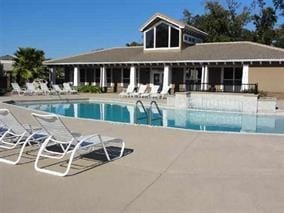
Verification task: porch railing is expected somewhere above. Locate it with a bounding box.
[185,83,258,94]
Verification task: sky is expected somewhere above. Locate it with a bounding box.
[0,0,282,59]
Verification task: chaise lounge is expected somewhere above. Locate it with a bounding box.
[0,109,47,165]
[32,113,125,176]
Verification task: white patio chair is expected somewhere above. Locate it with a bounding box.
[40,83,56,95]
[63,83,78,94]
[11,82,28,96]
[151,85,172,99]
[0,109,47,165]
[119,85,135,98]
[141,85,160,98]
[52,84,67,95]
[32,113,125,177]
[26,83,43,95]
[130,84,148,98]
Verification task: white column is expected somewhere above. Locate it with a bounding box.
[220,67,224,91]
[130,65,137,87]
[49,67,56,85]
[73,67,80,86]
[241,64,249,91]
[100,66,107,88]
[204,65,209,90]
[201,65,208,90]
[163,65,171,91]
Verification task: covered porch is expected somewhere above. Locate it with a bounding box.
[48,62,257,94]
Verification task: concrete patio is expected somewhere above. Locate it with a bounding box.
[0,95,284,213]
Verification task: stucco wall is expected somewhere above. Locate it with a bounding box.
[249,66,284,93]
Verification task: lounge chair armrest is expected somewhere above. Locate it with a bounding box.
[78,133,100,143]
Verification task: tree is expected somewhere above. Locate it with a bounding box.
[252,0,278,44]
[12,47,48,85]
[226,0,251,40]
[182,0,282,45]
[274,24,284,47]
[273,0,284,15]
[183,1,250,42]
[126,41,143,46]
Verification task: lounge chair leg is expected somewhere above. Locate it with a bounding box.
[98,135,111,161]
[34,137,79,177]
[0,135,27,165]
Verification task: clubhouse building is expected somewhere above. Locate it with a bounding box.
[45,13,284,94]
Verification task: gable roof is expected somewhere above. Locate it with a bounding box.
[44,42,284,65]
[140,12,208,36]
[0,55,15,60]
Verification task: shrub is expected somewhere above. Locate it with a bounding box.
[78,85,101,93]
[258,90,267,98]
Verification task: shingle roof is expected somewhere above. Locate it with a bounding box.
[44,42,284,65]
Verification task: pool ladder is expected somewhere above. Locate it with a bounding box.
[134,100,163,126]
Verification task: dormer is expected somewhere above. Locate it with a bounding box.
[140,13,208,51]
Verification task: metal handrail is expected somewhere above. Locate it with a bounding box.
[149,101,163,126]
[134,100,149,124]
[184,82,258,94]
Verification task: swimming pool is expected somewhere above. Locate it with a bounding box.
[20,101,284,135]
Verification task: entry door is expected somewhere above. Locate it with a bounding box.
[153,72,163,86]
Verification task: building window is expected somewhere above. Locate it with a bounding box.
[234,67,242,85]
[170,27,179,47]
[80,68,86,82]
[145,22,180,49]
[224,67,234,85]
[123,68,130,84]
[95,68,100,83]
[86,68,94,83]
[185,67,201,83]
[146,29,154,48]
[106,68,112,83]
[183,34,202,44]
[223,67,243,92]
[156,23,169,48]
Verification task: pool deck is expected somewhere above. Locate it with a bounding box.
[0,94,284,213]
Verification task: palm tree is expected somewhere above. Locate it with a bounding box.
[12,47,48,85]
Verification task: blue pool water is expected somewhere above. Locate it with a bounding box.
[20,101,284,134]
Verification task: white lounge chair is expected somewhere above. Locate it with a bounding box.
[0,109,47,165]
[63,83,78,94]
[52,84,67,95]
[32,113,125,176]
[11,82,28,96]
[151,85,172,99]
[26,83,43,95]
[119,85,135,98]
[130,84,148,98]
[141,85,160,98]
[40,83,56,95]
